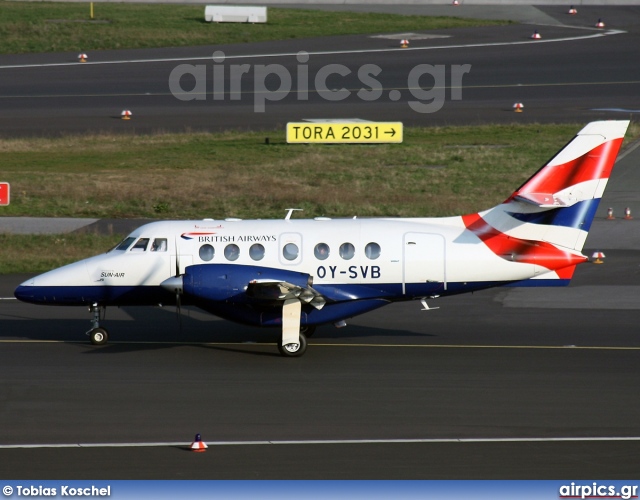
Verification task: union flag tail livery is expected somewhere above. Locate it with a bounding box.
[15,121,630,357]
[460,120,628,286]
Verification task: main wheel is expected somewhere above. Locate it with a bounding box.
[278,332,307,357]
[89,327,109,346]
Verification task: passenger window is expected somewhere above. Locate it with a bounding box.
[115,237,136,251]
[339,243,355,260]
[365,242,381,260]
[199,244,214,262]
[283,243,299,261]
[314,243,330,260]
[151,238,167,252]
[249,244,265,261]
[224,244,240,261]
[131,238,149,252]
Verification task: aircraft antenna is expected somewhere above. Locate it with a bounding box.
[284,208,303,220]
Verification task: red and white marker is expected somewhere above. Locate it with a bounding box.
[531,30,542,39]
[568,6,577,15]
[513,102,524,113]
[607,207,615,220]
[0,182,9,206]
[400,39,409,48]
[121,110,132,120]
[190,433,208,452]
[452,0,460,5]
[625,207,633,220]
[591,251,606,264]
[78,53,88,63]
[595,18,605,28]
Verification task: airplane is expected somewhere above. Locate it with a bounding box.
[14,120,629,357]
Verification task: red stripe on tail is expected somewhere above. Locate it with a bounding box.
[462,213,587,271]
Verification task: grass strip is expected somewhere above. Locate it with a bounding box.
[0,2,509,54]
[3,123,639,221]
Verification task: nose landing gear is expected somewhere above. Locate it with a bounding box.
[86,303,109,346]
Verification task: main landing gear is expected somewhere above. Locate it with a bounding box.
[277,325,315,357]
[87,303,109,346]
[278,330,308,357]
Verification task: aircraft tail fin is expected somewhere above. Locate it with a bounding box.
[461,120,629,285]
[504,119,629,251]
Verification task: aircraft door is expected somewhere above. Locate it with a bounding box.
[402,232,446,295]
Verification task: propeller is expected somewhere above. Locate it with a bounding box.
[174,238,183,332]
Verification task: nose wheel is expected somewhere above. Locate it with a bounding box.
[89,327,109,346]
[86,303,109,346]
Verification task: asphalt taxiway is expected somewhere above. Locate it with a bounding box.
[0,6,639,135]
[1,5,640,479]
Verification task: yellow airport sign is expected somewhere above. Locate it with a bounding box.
[286,122,403,144]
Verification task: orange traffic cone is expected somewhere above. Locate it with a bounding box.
[190,433,208,452]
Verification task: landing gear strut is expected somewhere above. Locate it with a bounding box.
[86,303,109,346]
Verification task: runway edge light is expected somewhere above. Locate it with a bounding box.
[78,53,88,63]
[190,433,208,452]
[513,102,524,112]
[591,251,605,264]
[121,110,132,120]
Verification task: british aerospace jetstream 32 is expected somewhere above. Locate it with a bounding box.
[15,121,630,357]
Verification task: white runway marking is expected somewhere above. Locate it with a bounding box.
[0,30,626,71]
[2,436,640,449]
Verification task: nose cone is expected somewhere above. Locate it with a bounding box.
[161,275,183,295]
[14,260,92,305]
[14,277,36,302]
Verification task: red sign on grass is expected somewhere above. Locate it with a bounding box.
[0,182,9,206]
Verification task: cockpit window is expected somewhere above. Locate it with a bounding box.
[115,237,136,251]
[130,238,150,252]
[151,238,167,252]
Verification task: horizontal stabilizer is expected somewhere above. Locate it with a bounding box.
[515,192,578,208]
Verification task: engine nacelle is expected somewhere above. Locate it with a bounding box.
[182,264,312,303]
